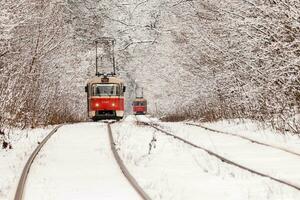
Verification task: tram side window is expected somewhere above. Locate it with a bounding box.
[92,84,120,96]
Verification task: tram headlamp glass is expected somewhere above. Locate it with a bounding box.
[95,103,100,107]
[112,103,116,107]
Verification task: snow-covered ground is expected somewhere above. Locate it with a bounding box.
[202,119,300,153]
[2,116,300,200]
[0,127,51,200]
[24,122,140,200]
[159,120,300,187]
[112,115,300,199]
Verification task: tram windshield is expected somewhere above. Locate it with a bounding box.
[92,84,120,96]
[133,101,146,106]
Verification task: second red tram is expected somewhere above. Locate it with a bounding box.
[85,74,126,121]
[132,98,147,115]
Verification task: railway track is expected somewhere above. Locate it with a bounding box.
[14,125,63,200]
[135,116,300,192]
[186,122,300,157]
[14,122,150,200]
[107,121,151,200]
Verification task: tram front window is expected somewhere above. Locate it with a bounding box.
[134,101,145,106]
[93,84,120,96]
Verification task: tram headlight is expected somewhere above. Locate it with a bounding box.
[112,103,116,107]
[95,103,100,108]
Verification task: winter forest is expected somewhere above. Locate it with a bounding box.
[1,0,299,132]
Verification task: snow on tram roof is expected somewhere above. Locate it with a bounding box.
[133,98,147,102]
[87,76,124,84]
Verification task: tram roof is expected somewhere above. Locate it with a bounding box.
[87,76,124,84]
[133,98,147,102]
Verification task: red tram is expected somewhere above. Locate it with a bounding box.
[85,37,126,121]
[132,98,147,115]
[86,74,126,121]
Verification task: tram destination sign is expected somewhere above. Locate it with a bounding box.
[101,77,109,83]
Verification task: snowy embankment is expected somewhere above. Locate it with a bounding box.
[0,128,51,200]
[112,115,300,200]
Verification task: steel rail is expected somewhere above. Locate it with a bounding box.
[14,125,63,200]
[139,120,300,191]
[107,122,151,200]
[186,122,300,157]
